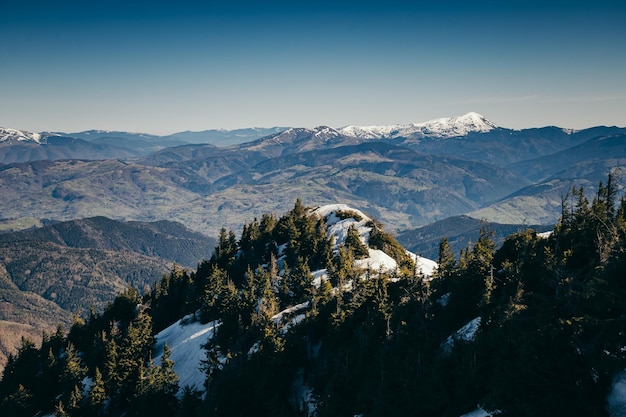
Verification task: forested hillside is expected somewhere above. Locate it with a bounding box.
[2,177,626,416]
[0,217,216,374]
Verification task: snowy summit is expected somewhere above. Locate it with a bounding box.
[339,112,498,139]
[0,127,45,144]
[310,204,437,278]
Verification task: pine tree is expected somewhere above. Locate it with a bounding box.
[283,256,314,306]
[135,343,179,416]
[103,335,120,398]
[436,237,456,279]
[66,384,82,416]
[200,266,228,322]
[89,367,107,416]
[59,343,85,402]
[211,227,238,272]
[345,224,369,259]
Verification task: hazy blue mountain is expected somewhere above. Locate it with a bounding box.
[0,132,140,164]
[509,133,626,181]
[0,216,216,268]
[396,215,552,259]
[67,126,290,152]
[164,126,289,146]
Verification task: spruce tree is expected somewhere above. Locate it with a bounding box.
[89,367,106,416]
[345,224,369,259]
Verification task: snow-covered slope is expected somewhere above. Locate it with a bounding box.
[153,316,221,395]
[339,112,498,139]
[0,127,46,144]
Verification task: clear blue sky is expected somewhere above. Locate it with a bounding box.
[1,0,625,134]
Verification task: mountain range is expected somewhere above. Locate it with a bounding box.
[1,113,624,238]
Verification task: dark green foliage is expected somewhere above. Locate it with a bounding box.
[150,266,194,332]
[134,344,179,417]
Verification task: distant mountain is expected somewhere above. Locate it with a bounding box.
[466,134,626,225]
[66,126,290,152]
[0,141,529,236]
[0,129,140,164]
[0,126,292,164]
[164,127,289,146]
[509,133,626,182]
[68,130,183,154]
[339,111,498,139]
[0,127,46,144]
[0,216,216,268]
[396,215,553,260]
[1,112,624,239]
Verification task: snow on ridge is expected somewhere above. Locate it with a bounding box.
[338,112,497,140]
[310,204,437,278]
[0,127,45,144]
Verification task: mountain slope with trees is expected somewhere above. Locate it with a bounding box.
[0,217,216,374]
[2,180,626,416]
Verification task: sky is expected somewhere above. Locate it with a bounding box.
[1,0,625,134]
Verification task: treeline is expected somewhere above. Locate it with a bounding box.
[2,179,626,416]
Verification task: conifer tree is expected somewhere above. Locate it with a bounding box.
[283,256,314,306]
[59,343,85,402]
[345,224,369,259]
[436,237,456,279]
[89,367,106,416]
[330,244,356,288]
[200,266,228,322]
[136,343,179,416]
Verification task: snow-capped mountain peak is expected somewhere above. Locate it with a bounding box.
[339,112,498,140]
[0,127,46,144]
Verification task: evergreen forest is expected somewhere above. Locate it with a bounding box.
[2,175,626,417]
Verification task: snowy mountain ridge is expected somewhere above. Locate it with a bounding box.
[0,127,46,144]
[0,112,496,147]
[339,112,498,139]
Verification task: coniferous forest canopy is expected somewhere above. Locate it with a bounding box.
[2,175,626,416]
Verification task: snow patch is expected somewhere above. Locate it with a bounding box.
[293,369,318,416]
[608,370,626,417]
[153,315,221,395]
[0,127,46,144]
[311,204,438,280]
[442,317,482,353]
[355,249,398,273]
